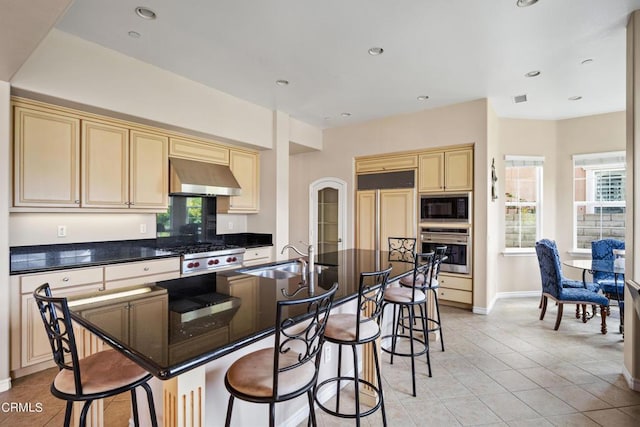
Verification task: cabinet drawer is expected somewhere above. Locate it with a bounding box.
[438,275,472,291]
[105,258,180,282]
[438,288,472,304]
[243,246,272,265]
[20,267,104,294]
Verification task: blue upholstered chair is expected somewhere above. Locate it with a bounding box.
[591,239,625,332]
[535,239,609,334]
[536,239,599,320]
[591,239,625,298]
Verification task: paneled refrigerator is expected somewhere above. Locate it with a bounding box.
[355,170,416,252]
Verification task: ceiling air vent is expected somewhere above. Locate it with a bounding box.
[513,94,528,103]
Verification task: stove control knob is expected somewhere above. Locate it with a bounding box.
[213,259,220,264]
[187,262,194,268]
[194,261,200,267]
[231,257,237,262]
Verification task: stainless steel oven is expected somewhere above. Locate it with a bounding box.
[420,227,471,274]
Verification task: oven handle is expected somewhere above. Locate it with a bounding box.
[421,234,469,244]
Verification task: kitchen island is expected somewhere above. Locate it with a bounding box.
[67,249,415,427]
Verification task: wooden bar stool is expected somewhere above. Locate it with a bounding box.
[314,266,392,426]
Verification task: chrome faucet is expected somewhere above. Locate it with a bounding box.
[281,243,315,283]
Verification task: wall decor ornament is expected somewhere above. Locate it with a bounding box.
[491,158,498,201]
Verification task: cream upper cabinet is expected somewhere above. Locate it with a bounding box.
[129,130,168,209]
[169,137,229,164]
[82,122,168,209]
[82,120,129,207]
[218,149,260,213]
[419,147,473,192]
[14,106,81,207]
[355,153,418,173]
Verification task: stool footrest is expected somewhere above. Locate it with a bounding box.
[315,377,382,419]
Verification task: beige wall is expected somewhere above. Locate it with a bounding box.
[1,81,11,389]
[289,99,491,309]
[12,29,275,149]
[496,118,558,294]
[494,112,625,296]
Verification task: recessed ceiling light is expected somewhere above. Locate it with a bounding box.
[417,95,429,101]
[525,70,541,78]
[368,47,384,56]
[275,79,289,86]
[568,96,582,101]
[341,112,352,117]
[135,7,157,20]
[581,58,594,65]
[128,31,141,38]
[516,0,539,7]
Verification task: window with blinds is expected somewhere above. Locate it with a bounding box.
[573,151,626,250]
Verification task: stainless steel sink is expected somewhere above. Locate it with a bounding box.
[240,262,329,279]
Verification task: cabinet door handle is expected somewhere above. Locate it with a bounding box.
[143,267,150,271]
[62,277,70,282]
[74,200,80,204]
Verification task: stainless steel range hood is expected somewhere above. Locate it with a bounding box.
[169,157,242,196]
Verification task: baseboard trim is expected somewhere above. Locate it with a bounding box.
[623,363,640,391]
[474,291,540,315]
[0,377,12,392]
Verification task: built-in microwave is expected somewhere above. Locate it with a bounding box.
[420,193,471,223]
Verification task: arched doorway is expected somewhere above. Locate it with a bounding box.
[309,178,347,253]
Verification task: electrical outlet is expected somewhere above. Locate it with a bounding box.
[228,221,234,230]
[324,345,331,363]
[140,223,147,234]
[57,225,67,237]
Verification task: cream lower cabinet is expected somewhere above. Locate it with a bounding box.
[242,246,273,267]
[438,273,473,305]
[419,147,473,193]
[217,149,260,213]
[12,267,105,374]
[13,105,81,207]
[82,120,168,210]
[104,258,180,290]
[356,188,415,251]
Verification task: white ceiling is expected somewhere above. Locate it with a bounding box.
[39,0,640,128]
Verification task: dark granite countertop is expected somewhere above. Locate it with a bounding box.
[68,249,414,380]
[10,234,273,275]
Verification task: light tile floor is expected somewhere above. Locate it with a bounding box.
[0,297,637,426]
